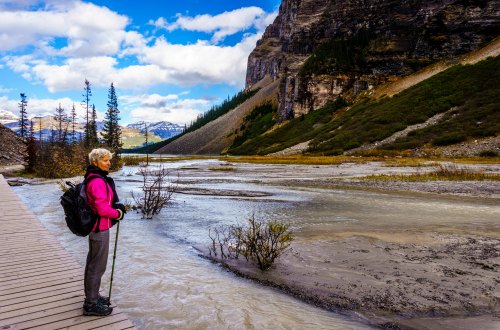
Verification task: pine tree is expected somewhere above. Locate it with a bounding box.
[25,120,37,173]
[102,83,122,153]
[88,104,99,147]
[82,79,92,147]
[54,103,68,143]
[144,122,149,165]
[18,93,29,139]
[70,103,77,143]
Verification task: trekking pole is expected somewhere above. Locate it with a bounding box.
[108,221,120,306]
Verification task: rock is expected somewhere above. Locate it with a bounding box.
[0,123,26,166]
[246,0,500,121]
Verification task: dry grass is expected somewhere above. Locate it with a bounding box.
[122,155,215,165]
[208,166,237,171]
[363,164,500,181]
[383,158,439,167]
[219,155,377,165]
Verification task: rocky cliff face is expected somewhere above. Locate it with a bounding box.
[0,123,25,166]
[246,0,500,120]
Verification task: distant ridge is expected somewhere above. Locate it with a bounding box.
[156,77,278,155]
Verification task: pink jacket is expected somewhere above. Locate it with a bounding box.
[85,175,119,232]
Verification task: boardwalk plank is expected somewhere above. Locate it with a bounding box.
[37,313,131,330]
[0,283,82,306]
[0,302,84,327]
[0,260,80,277]
[0,258,79,273]
[0,274,84,294]
[0,175,135,329]
[0,291,84,314]
[0,264,82,283]
[0,296,84,321]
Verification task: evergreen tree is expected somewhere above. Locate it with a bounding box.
[18,93,29,139]
[54,103,68,143]
[36,116,43,142]
[25,120,37,173]
[88,104,99,147]
[102,83,122,152]
[82,79,92,146]
[70,103,77,143]
[144,122,149,165]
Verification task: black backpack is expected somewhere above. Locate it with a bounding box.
[60,175,103,236]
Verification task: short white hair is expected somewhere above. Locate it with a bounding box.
[88,148,113,165]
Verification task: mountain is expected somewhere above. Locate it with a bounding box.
[155,77,277,154]
[2,115,163,148]
[0,123,25,166]
[247,0,499,120]
[0,110,18,125]
[127,121,183,139]
[152,0,499,157]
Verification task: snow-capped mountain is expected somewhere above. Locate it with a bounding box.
[126,121,183,139]
[0,110,18,125]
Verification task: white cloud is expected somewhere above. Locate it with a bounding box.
[0,85,13,93]
[121,93,210,125]
[0,1,131,57]
[6,31,261,91]
[0,95,89,120]
[0,3,277,93]
[138,34,261,86]
[152,6,275,43]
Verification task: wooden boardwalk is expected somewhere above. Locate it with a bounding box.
[0,175,136,330]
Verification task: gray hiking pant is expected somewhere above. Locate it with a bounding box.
[84,230,110,304]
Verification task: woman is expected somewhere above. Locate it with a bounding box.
[83,148,126,316]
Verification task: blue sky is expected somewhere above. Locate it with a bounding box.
[0,0,280,125]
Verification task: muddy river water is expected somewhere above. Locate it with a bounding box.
[13,159,499,329]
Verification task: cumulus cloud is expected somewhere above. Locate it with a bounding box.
[0,1,132,57]
[0,95,89,119]
[151,6,275,43]
[138,34,260,86]
[121,93,209,125]
[0,1,278,107]
[6,30,261,92]
[0,85,13,93]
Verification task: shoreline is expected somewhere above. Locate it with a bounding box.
[195,170,499,329]
[202,230,499,329]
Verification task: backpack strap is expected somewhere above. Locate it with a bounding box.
[84,174,109,234]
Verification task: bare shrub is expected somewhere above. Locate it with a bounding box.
[208,216,293,270]
[132,163,177,219]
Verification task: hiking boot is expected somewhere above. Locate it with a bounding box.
[83,301,113,316]
[98,295,110,305]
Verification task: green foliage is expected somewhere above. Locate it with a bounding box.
[234,57,499,156]
[82,79,92,147]
[380,57,500,151]
[186,88,259,134]
[208,216,294,271]
[32,142,88,178]
[228,98,347,155]
[102,83,122,152]
[18,93,29,140]
[363,164,500,181]
[299,29,371,77]
[24,122,36,173]
[229,102,277,151]
[311,56,500,154]
[432,132,466,146]
[124,88,259,154]
[479,150,498,157]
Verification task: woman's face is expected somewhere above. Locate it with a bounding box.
[94,156,111,172]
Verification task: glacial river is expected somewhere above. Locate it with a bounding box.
[14,159,499,329]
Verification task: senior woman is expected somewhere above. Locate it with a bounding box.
[83,148,126,316]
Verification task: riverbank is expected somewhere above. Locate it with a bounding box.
[195,161,499,329]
